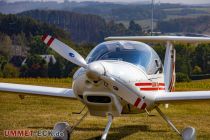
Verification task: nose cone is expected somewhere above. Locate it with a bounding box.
[86,62,105,81]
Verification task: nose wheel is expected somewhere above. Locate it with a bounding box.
[52,122,71,140]
[155,107,196,140]
[52,111,88,140]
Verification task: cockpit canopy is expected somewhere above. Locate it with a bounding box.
[86,41,162,75]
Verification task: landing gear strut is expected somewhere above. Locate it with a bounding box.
[101,113,113,140]
[155,107,196,140]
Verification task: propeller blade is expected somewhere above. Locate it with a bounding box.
[100,75,147,111]
[42,35,87,68]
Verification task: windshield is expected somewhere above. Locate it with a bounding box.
[99,50,149,69]
[86,41,161,74]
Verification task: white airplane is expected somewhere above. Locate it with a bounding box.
[0,35,210,140]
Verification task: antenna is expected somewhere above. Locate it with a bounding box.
[151,0,154,36]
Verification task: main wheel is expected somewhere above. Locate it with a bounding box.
[52,122,71,140]
[182,127,196,140]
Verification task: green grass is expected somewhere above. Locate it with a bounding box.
[0,78,210,140]
[176,79,210,91]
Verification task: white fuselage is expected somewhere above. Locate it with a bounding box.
[72,60,164,117]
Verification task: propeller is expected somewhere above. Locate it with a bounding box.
[42,35,87,68]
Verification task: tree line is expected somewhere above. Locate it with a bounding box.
[157,16,210,34]
[19,10,144,43]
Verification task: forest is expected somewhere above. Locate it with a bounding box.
[19,10,143,43]
[157,16,210,34]
[0,13,209,82]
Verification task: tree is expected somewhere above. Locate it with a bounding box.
[175,44,194,77]
[29,36,48,54]
[21,55,48,77]
[192,66,202,74]
[0,34,12,58]
[11,32,28,56]
[193,44,209,73]
[176,72,190,82]
[128,20,142,35]
[0,56,7,70]
[2,63,19,78]
[48,58,63,78]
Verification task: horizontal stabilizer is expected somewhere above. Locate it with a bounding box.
[0,83,76,99]
[105,36,210,44]
[155,91,210,103]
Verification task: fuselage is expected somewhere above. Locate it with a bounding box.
[72,40,164,117]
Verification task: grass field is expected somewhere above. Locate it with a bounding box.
[0,78,210,140]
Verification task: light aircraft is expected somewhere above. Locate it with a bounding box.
[0,35,210,140]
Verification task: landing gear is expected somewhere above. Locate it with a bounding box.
[145,108,156,117]
[52,111,88,140]
[53,122,71,140]
[155,107,196,140]
[101,113,113,140]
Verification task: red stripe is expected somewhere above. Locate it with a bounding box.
[140,103,147,110]
[135,83,152,86]
[134,98,141,107]
[140,88,165,91]
[158,88,165,90]
[135,83,165,87]
[141,88,159,91]
[42,35,48,42]
[47,37,55,46]
[159,83,165,86]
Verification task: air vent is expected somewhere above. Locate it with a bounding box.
[78,95,83,99]
[83,91,123,117]
[87,96,111,103]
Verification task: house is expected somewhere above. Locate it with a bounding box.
[9,56,26,67]
[20,55,57,66]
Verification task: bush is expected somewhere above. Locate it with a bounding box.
[21,55,48,78]
[176,72,190,82]
[192,66,202,74]
[0,71,3,77]
[2,63,19,78]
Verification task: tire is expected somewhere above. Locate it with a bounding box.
[52,122,71,140]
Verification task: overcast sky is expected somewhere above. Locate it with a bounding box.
[6,0,210,4]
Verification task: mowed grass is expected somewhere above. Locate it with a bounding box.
[0,78,210,140]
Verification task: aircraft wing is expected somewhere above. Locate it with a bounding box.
[0,83,76,99]
[105,36,210,44]
[155,91,210,103]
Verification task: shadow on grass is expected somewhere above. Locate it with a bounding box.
[27,126,53,129]
[76,125,167,140]
[27,124,167,139]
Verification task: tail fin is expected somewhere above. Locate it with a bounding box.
[164,42,176,92]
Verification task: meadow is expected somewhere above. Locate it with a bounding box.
[0,78,210,140]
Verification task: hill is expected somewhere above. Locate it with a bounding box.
[157,16,210,34]
[1,1,210,33]
[0,13,70,39]
[1,1,210,22]
[19,10,143,43]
